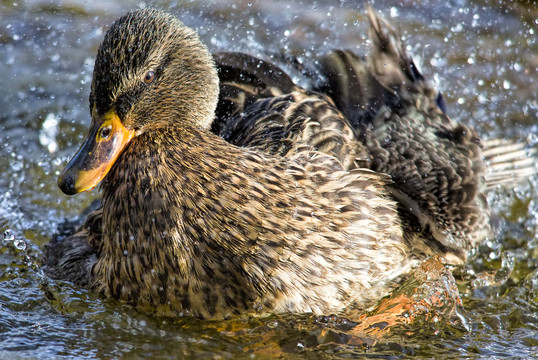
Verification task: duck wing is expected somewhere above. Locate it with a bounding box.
[213,52,370,169]
[307,8,490,259]
[212,12,490,261]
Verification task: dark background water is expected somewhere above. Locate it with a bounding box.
[0,0,537,358]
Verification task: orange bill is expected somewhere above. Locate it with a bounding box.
[57,109,135,195]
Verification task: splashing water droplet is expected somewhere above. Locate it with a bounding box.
[14,238,26,251]
[2,229,45,278]
[3,229,14,243]
[266,320,279,329]
[39,113,59,153]
[526,133,537,146]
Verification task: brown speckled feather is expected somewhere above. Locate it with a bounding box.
[212,53,369,169]
[210,8,490,261]
[310,9,489,258]
[94,126,406,318]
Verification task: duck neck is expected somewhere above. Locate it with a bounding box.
[101,125,250,251]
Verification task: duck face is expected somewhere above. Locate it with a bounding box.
[57,9,219,195]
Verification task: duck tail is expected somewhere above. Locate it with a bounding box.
[364,5,422,92]
[482,138,538,189]
[310,6,446,127]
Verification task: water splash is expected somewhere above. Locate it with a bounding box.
[39,113,59,153]
[3,228,45,278]
[3,228,14,243]
[3,229,27,251]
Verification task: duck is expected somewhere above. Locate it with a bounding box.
[43,7,516,319]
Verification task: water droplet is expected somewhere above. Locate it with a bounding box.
[14,238,26,251]
[526,133,537,146]
[266,320,279,329]
[39,113,59,153]
[451,23,463,33]
[3,229,14,243]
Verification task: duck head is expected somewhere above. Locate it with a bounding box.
[58,8,219,195]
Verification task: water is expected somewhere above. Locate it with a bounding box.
[1,0,537,358]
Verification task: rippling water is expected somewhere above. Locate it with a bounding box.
[1,0,537,358]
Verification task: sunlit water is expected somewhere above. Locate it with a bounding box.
[0,0,536,358]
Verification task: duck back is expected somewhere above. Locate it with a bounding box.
[211,9,489,263]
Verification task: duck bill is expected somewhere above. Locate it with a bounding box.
[57,110,135,195]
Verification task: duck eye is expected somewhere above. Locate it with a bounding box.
[142,70,155,84]
[99,125,112,140]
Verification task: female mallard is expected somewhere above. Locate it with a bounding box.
[44,8,520,319]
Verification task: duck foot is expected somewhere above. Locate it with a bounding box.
[317,255,465,347]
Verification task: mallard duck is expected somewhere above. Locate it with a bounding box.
[44,8,524,319]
